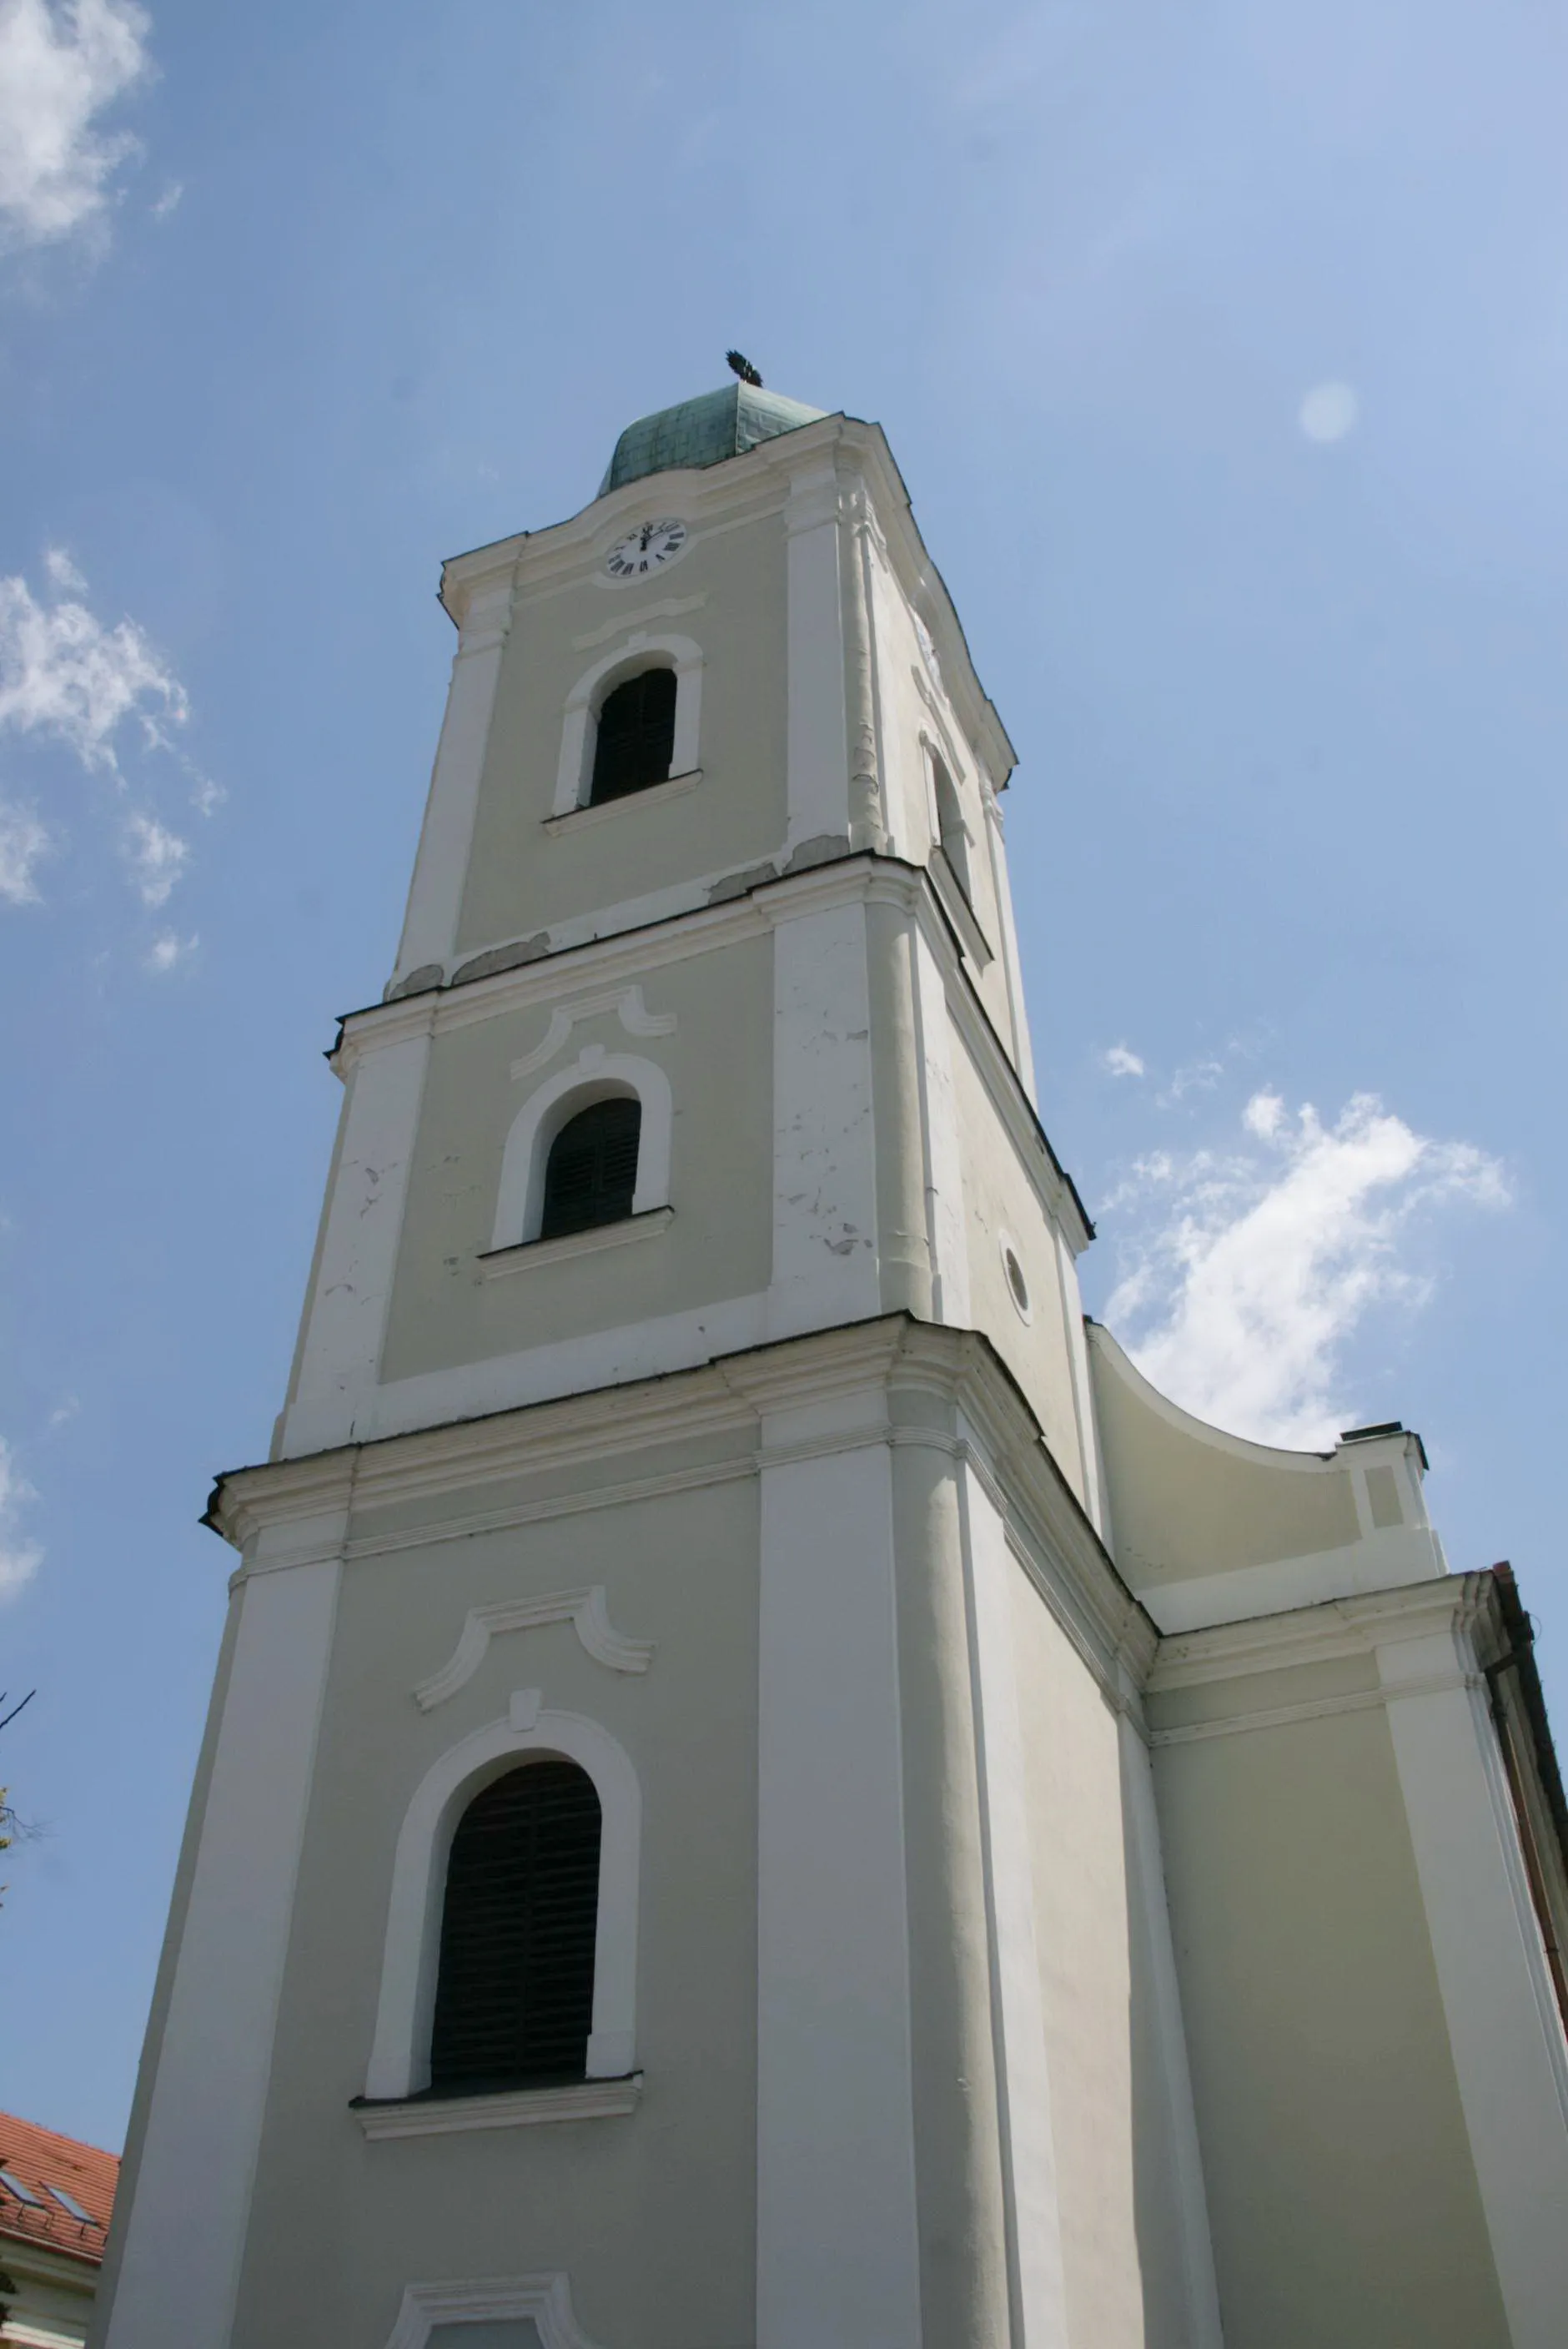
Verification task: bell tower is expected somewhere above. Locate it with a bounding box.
[271,371,1095,1478]
[97,373,1157,2349]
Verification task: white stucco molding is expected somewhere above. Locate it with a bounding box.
[386,2271,607,2349]
[414,1586,655,1710]
[509,985,676,1081]
[364,1700,641,2100]
[553,631,703,815]
[357,2075,641,2140]
[492,1047,674,1251]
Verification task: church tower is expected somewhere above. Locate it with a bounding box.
[94,378,1568,2349]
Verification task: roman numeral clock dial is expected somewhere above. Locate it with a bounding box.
[604,517,688,577]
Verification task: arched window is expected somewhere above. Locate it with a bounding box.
[430,1759,603,2093]
[931,749,972,902]
[590,667,676,805]
[540,1095,641,1240]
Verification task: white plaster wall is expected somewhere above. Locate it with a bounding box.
[766,898,881,1339]
[948,1037,1085,1496]
[102,1550,343,2349]
[755,1397,922,2349]
[285,1029,431,1454]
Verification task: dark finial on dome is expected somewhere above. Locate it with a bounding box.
[726,349,764,387]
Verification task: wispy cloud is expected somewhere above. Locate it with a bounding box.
[1102,1043,1146,1079]
[0,0,152,250]
[1103,1089,1508,1448]
[0,552,199,921]
[145,926,194,971]
[0,798,49,901]
[0,1436,41,1599]
[1156,1055,1225,1107]
[123,807,185,904]
[0,553,186,770]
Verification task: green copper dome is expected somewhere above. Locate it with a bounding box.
[601,383,826,495]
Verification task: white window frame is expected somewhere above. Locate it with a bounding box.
[553,631,704,816]
[364,1700,642,2101]
[385,2271,606,2349]
[490,1049,674,1252]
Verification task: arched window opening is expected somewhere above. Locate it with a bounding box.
[932,751,972,902]
[430,1760,603,2094]
[590,667,677,805]
[540,1096,641,1240]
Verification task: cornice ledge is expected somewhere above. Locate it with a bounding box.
[204,1450,357,1552]
[713,1312,914,1414]
[438,536,526,630]
[347,1369,752,1516]
[1148,1571,1492,1693]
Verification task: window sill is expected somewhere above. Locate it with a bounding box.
[352,2075,642,2140]
[545,769,701,834]
[478,1205,672,1280]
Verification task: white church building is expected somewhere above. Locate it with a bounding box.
[93,377,1568,2349]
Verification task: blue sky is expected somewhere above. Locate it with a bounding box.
[2,0,1565,2151]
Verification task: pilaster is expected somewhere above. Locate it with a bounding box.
[392,569,515,989]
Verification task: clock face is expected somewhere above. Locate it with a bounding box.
[605,518,688,579]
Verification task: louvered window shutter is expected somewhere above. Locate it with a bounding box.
[430,1760,603,2093]
[540,1097,641,1240]
[590,667,677,804]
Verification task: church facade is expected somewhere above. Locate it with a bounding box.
[93,380,1568,2349]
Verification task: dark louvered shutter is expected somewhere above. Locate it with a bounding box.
[539,1097,641,1240]
[430,1760,602,2093]
[590,667,677,804]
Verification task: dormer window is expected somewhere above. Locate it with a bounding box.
[540,1095,642,1239]
[590,667,676,806]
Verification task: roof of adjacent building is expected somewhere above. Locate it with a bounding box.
[600,382,826,495]
[0,2110,118,2267]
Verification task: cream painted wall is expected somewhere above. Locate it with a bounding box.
[1153,1696,1510,2348]
[1094,1349,1359,1590]
[862,529,1021,1057]
[379,933,773,1385]
[230,1441,760,2349]
[948,1042,1085,1499]
[455,510,789,958]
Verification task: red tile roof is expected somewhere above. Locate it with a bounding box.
[0,2110,118,2268]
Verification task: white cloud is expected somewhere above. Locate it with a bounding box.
[145,926,194,971]
[43,543,85,591]
[0,1436,41,1599]
[1103,1044,1146,1079]
[1104,1090,1508,1449]
[0,0,151,249]
[148,174,178,219]
[1299,380,1359,444]
[0,798,49,901]
[0,557,206,913]
[1157,1055,1225,1106]
[0,559,187,771]
[124,807,187,905]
